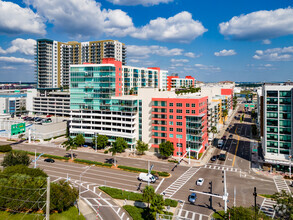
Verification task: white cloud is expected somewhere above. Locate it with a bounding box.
[170,63,184,67]
[0,66,16,70]
[127,45,183,58]
[107,0,173,6]
[184,52,198,58]
[262,39,271,45]
[0,38,36,55]
[128,59,140,63]
[253,46,293,61]
[0,0,45,35]
[0,56,34,64]
[219,8,293,41]
[25,0,134,38]
[170,58,189,63]
[214,49,236,56]
[194,63,221,72]
[131,11,207,43]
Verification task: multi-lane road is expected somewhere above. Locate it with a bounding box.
[1,104,290,220]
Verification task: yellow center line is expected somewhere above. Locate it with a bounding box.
[232,126,240,167]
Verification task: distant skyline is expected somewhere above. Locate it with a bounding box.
[0,0,293,82]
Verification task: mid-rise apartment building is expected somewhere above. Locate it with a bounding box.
[0,93,26,115]
[68,59,208,156]
[260,83,292,167]
[35,39,126,89]
[167,75,195,91]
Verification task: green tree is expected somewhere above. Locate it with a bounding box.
[142,185,155,208]
[222,109,228,125]
[245,94,249,102]
[213,206,272,220]
[233,96,238,110]
[109,137,128,155]
[149,194,165,219]
[50,180,78,212]
[92,134,108,150]
[210,126,217,140]
[136,140,148,155]
[63,136,78,160]
[272,190,293,220]
[75,133,85,147]
[1,151,31,167]
[2,165,47,177]
[159,141,174,159]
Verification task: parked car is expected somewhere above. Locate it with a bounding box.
[44,158,55,163]
[196,178,204,186]
[222,136,226,140]
[138,173,156,183]
[188,193,197,204]
[229,134,233,139]
[219,153,226,161]
[210,155,217,162]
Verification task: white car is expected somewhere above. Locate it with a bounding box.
[138,173,156,183]
[196,178,204,186]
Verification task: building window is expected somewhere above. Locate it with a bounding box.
[176,103,182,107]
[169,134,173,138]
[169,121,173,125]
[176,134,183,139]
[186,110,190,114]
[192,110,196,114]
[186,103,190,107]
[176,122,182,126]
[192,103,196,107]
[169,115,173,119]
[169,109,173,113]
[169,103,173,107]
[176,109,182,113]
[176,116,182,119]
[170,128,173,131]
[176,128,182,132]
[177,152,183,156]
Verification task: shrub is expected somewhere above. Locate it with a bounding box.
[104,150,109,154]
[168,160,178,163]
[164,198,178,207]
[1,151,31,167]
[53,134,65,139]
[99,186,143,201]
[2,165,47,178]
[44,138,52,141]
[0,145,12,152]
[74,159,112,167]
[123,205,145,220]
[117,165,170,177]
[12,150,69,161]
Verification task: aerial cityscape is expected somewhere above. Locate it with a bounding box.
[0,0,292,219]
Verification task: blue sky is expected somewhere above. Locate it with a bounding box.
[0,0,293,82]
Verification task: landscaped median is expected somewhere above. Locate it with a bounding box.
[99,186,178,207]
[117,165,170,177]
[10,149,171,177]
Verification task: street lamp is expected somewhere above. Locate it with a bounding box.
[289,155,292,178]
[79,165,93,215]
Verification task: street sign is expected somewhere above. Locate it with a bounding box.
[11,122,26,135]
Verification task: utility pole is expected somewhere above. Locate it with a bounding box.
[188,147,191,165]
[289,155,292,178]
[253,187,257,220]
[222,170,228,213]
[234,186,236,207]
[28,128,31,143]
[209,181,213,209]
[46,177,50,220]
[95,132,97,152]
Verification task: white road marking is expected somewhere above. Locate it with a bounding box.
[155,178,165,193]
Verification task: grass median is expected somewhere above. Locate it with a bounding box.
[99,186,178,207]
[117,165,170,177]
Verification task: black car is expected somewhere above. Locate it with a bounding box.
[44,158,55,163]
[229,134,233,139]
[64,153,77,158]
[210,155,217,161]
[153,175,159,180]
[222,136,226,140]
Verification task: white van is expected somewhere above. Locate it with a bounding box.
[218,140,224,148]
[138,173,156,183]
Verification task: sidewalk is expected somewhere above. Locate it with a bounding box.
[77,199,97,220]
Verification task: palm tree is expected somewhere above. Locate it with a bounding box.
[222,109,228,125]
[211,126,217,140]
[245,94,249,103]
[63,137,78,160]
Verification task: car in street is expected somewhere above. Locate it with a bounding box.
[219,153,226,161]
[210,155,217,161]
[44,158,55,163]
[188,193,197,204]
[138,173,156,183]
[196,178,204,186]
[218,139,224,148]
[64,153,77,158]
